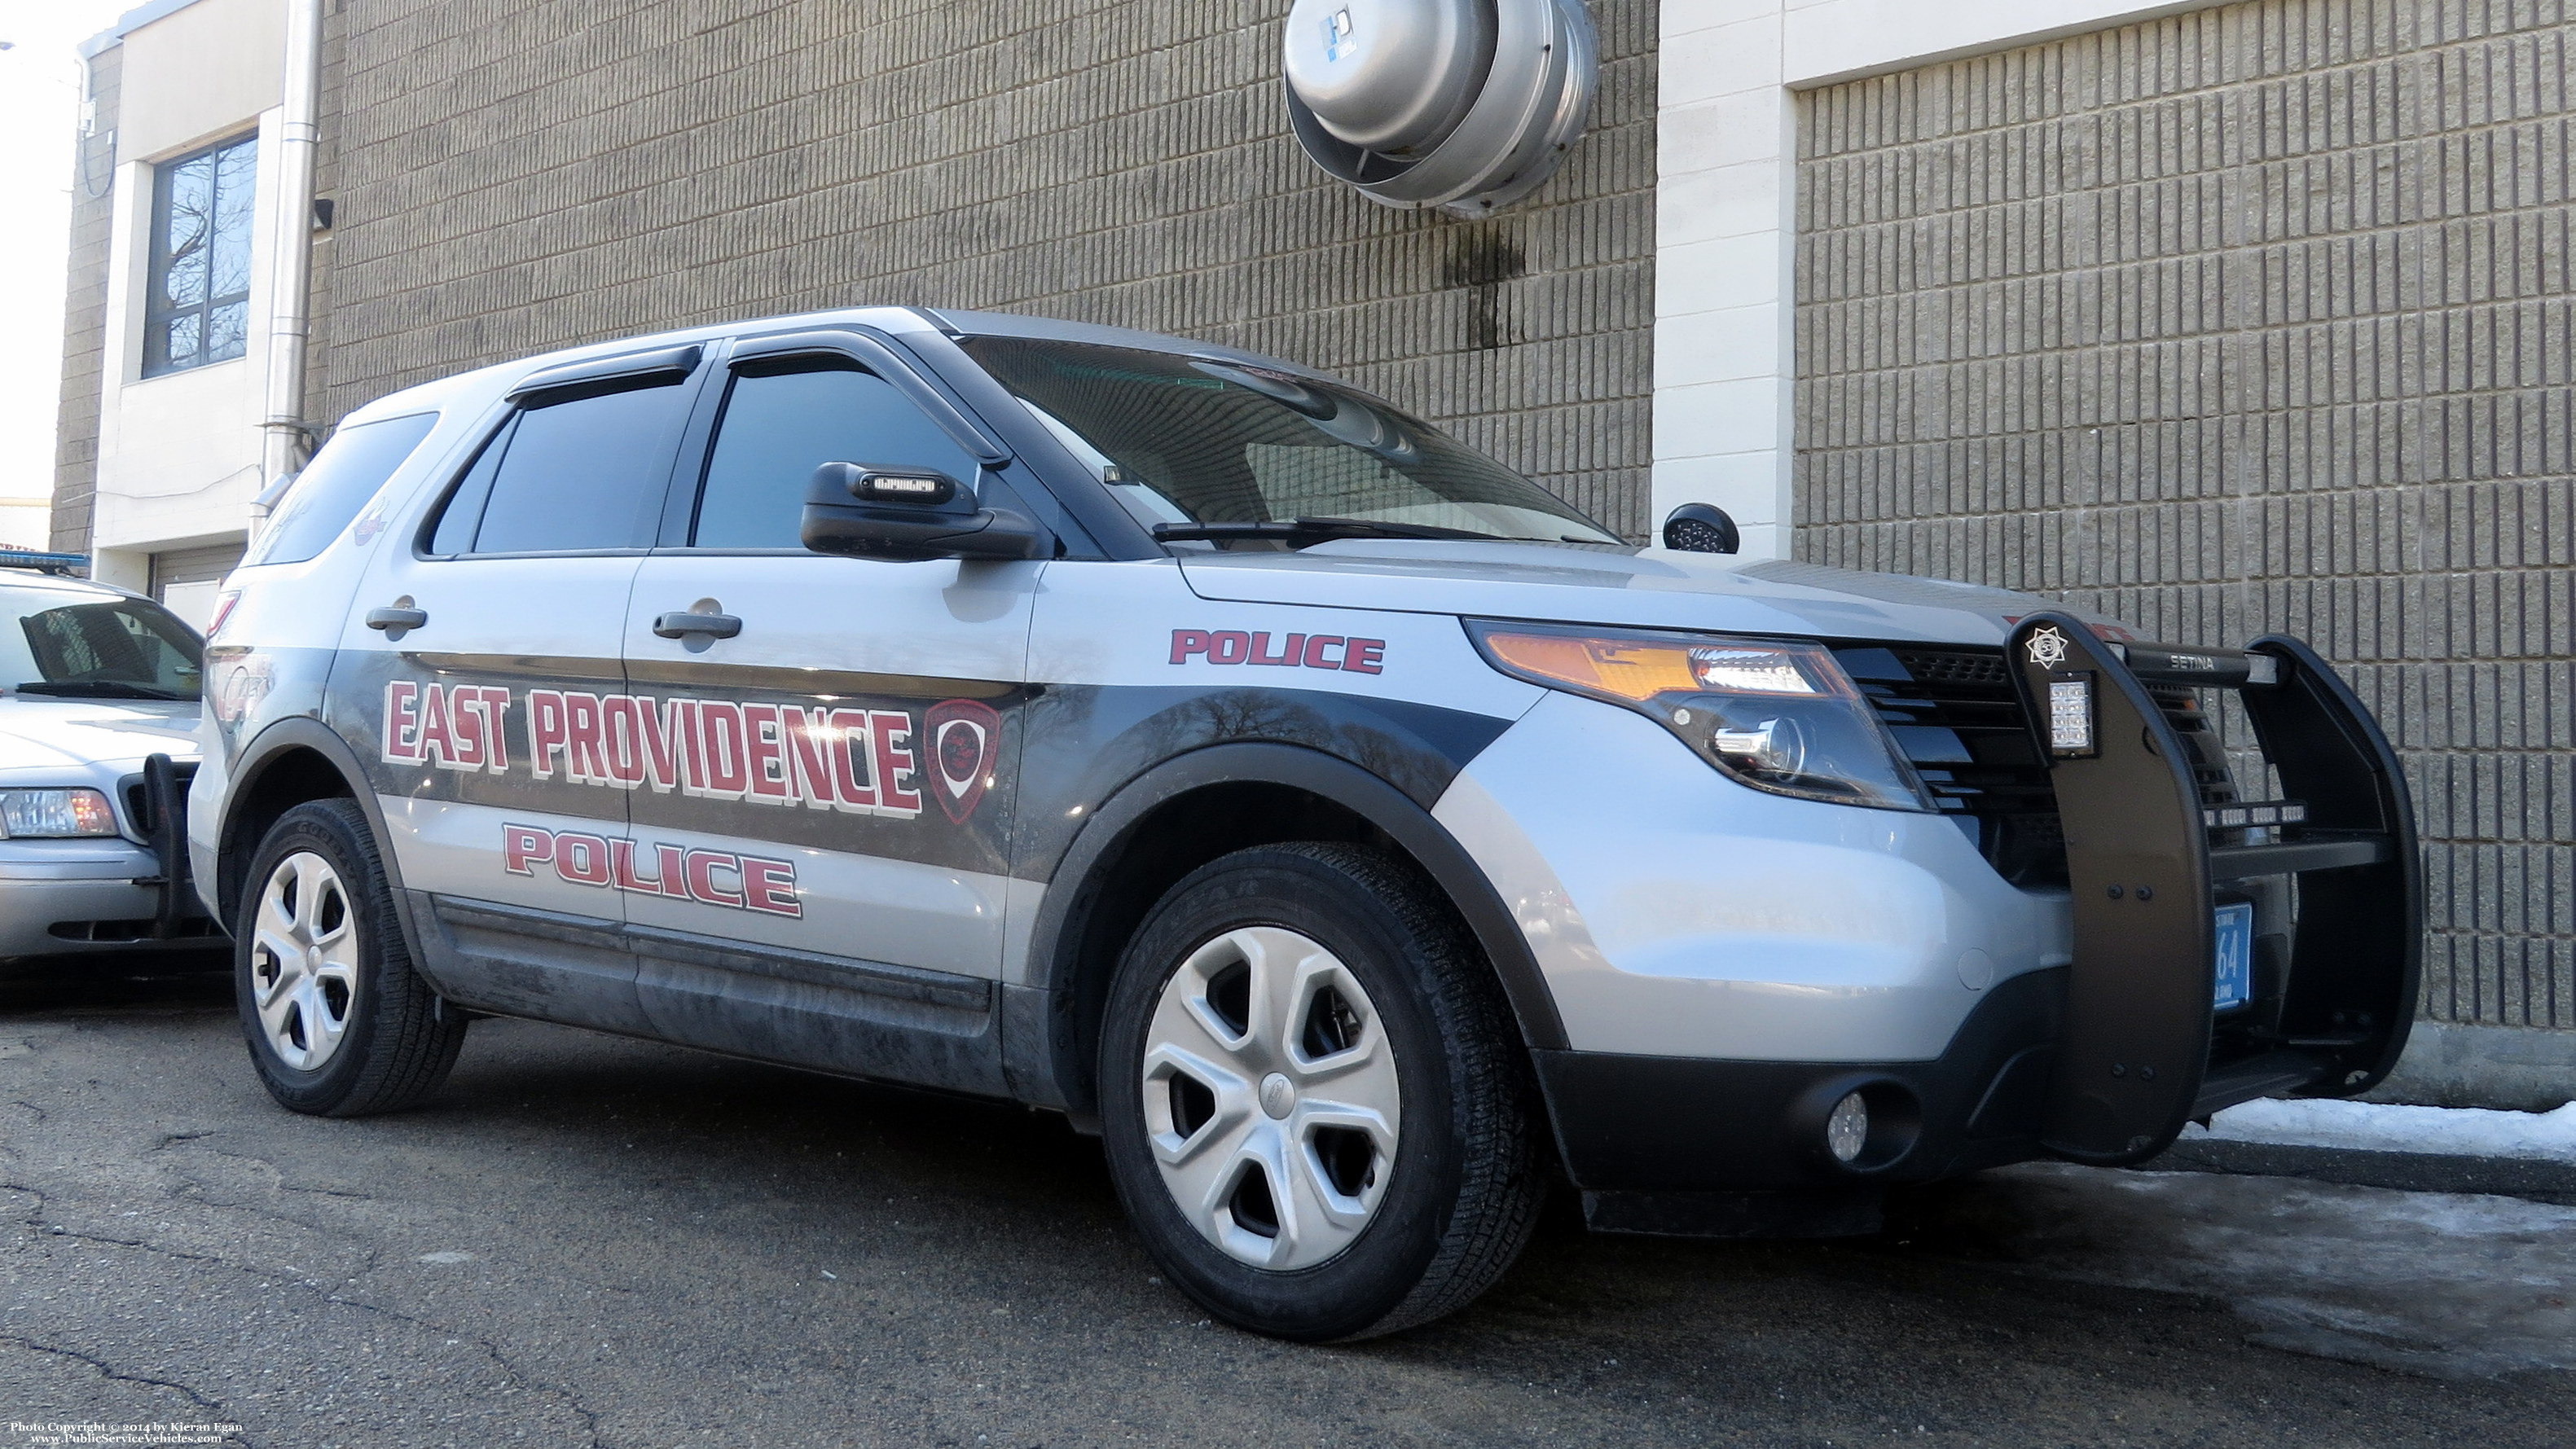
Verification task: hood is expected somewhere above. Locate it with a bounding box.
[0,696,203,778]
[1177,541,2111,645]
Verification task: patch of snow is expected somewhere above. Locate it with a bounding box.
[2178,1097,2576,1161]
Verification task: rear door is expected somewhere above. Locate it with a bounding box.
[617,336,1039,1081]
[331,349,706,1033]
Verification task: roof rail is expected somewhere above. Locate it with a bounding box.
[0,551,90,577]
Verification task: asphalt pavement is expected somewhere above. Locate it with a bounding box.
[3,959,2569,1448]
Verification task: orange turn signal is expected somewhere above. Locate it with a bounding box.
[1479,632,1702,702]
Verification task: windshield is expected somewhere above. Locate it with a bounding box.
[0,585,204,701]
[960,337,1622,546]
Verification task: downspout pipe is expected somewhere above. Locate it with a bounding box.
[255,0,324,524]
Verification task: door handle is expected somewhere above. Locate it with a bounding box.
[653,610,743,640]
[366,605,429,632]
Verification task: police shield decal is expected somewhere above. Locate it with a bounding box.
[925,698,1003,825]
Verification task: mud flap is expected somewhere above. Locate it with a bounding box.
[2007,613,2213,1165]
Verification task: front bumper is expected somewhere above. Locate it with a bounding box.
[1534,964,2066,1195]
[1442,626,2420,1215]
[1432,691,2069,1065]
[0,840,224,959]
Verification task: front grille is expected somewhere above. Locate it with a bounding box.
[1835,643,2240,889]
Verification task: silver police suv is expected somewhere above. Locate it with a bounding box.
[192,308,2421,1340]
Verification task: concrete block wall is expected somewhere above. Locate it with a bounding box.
[1794,0,2576,1033]
[307,0,1659,538]
[50,46,123,555]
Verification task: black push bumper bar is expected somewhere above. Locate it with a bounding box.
[2007,613,2422,1166]
[136,753,210,940]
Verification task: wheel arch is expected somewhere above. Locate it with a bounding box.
[216,718,420,954]
[1009,741,1566,1121]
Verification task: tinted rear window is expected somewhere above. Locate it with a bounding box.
[245,411,439,566]
[430,380,692,555]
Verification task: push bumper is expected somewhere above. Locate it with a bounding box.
[2002,616,2422,1166]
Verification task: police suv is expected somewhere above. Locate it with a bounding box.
[191,307,2420,1341]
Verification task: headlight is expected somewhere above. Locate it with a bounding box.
[1469,622,1934,812]
[0,788,121,839]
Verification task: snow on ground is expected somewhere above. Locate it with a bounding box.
[1923,1164,2576,1379]
[2178,1098,2576,1161]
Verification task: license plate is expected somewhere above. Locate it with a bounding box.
[2213,902,2254,1011]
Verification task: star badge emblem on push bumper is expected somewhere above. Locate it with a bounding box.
[925,699,1003,825]
[2025,625,2072,669]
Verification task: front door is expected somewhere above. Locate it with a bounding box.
[332,358,703,1033]
[617,345,1040,1081]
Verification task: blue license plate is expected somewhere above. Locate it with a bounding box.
[2213,902,2254,1010]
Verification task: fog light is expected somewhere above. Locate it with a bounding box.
[1825,1091,1870,1164]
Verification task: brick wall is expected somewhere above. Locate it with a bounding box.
[311,0,1659,537]
[1796,0,2575,1027]
[50,45,122,555]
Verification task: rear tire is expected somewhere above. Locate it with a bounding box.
[235,799,465,1116]
[1099,842,1542,1341]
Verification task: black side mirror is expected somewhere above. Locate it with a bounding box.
[800,462,1043,561]
[1661,503,1741,555]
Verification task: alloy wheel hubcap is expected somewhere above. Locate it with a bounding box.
[249,850,359,1073]
[1141,925,1400,1271]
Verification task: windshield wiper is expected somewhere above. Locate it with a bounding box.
[1151,516,1492,549]
[14,681,193,701]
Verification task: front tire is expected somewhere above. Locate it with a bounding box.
[1100,843,1542,1341]
[236,799,466,1116]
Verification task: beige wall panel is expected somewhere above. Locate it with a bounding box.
[120,0,284,160]
[1795,0,2576,1030]
[308,0,1659,538]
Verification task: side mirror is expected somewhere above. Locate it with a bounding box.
[1661,503,1741,555]
[799,462,1044,562]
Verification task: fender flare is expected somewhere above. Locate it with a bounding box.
[217,716,428,961]
[1009,740,1567,1114]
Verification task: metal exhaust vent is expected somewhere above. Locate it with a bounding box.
[1283,0,1598,216]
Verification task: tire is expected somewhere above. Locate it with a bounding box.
[1099,842,1543,1341]
[235,799,466,1116]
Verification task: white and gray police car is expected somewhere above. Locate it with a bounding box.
[191,307,2420,1341]
[1,557,218,963]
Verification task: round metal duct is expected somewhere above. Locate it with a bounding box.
[1283,0,1597,216]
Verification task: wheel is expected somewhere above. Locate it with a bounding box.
[1099,842,1542,1341]
[235,799,466,1116]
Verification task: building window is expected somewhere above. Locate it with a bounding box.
[143,134,257,378]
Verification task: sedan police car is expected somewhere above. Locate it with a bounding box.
[190,307,2421,1341]
[0,560,218,964]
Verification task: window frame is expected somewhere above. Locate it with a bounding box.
[657,328,1070,557]
[141,130,260,380]
[679,354,989,555]
[412,362,712,563]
